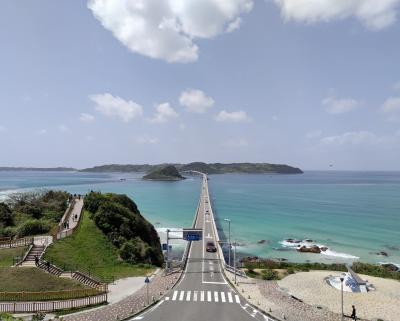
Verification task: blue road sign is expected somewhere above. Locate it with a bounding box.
[145,276,150,284]
[162,243,168,251]
[186,234,200,241]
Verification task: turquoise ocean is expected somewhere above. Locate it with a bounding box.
[0,170,399,266]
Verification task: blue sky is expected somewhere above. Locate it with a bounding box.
[1,0,400,170]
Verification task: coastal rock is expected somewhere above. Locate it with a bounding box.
[285,238,301,244]
[320,246,328,252]
[257,239,269,244]
[376,251,389,257]
[297,245,321,254]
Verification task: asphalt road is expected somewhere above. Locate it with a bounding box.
[130,175,271,321]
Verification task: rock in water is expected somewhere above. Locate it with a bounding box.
[143,165,185,181]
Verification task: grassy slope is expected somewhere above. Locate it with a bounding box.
[0,267,88,292]
[44,211,154,281]
[0,247,28,267]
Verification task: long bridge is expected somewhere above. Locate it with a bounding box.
[130,172,272,321]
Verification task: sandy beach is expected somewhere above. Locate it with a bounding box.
[278,271,400,321]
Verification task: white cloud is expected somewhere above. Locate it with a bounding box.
[322,96,360,114]
[58,125,69,132]
[37,129,47,135]
[392,82,400,91]
[320,131,378,145]
[149,102,179,123]
[79,113,95,123]
[88,0,253,63]
[135,136,159,144]
[274,0,400,30]
[90,93,143,122]
[179,89,215,113]
[306,130,322,139]
[222,138,249,147]
[381,97,400,121]
[215,110,251,122]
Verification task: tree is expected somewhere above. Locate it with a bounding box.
[0,203,13,227]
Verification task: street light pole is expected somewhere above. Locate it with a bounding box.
[233,241,237,285]
[224,219,231,267]
[166,229,170,273]
[340,277,344,321]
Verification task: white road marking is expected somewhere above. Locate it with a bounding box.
[207,291,212,302]
[165,297,169,301]
[172,291,178,301]
[235,295,240,304]
[132,316,143,320]
[193,291,198,302]
[214,291,219,302]
[200,291,205,302]
[209,265,214,271]
[179,291,185,301]
[186,291,191,301]
[221,292,226,303]
[227,292,233,303]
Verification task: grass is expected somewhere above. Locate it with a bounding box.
[44,211,155,282]
[0,246,28,267]
[0,267,88,292]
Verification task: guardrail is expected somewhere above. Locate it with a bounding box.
[203,174,247,279]
[0,289,103,302]
[0,237,34,249]
[0,293,107,313]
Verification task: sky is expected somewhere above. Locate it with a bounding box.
[1,0,400,170]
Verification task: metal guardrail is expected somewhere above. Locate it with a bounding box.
[0,237,34,249]
[0,289,103,302]
[0,293,107,313]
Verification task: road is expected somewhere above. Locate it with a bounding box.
[130,174,271,321]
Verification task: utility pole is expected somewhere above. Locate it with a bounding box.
[166,229,170,273]
[224,218,231,267]
[233,241,237,285]
[340,277,344,321]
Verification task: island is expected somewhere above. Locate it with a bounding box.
[142,165,186,181]
[81,162,303,175]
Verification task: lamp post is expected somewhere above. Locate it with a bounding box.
[233,241,237,285]
[340,277,344,321]
[224,218,231,267]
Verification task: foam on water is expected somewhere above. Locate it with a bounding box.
[280,239,359,260]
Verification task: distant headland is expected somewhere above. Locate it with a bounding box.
[0,162,303,175]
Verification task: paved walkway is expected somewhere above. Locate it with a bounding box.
[62,198,84,234]
[63,271,181,321]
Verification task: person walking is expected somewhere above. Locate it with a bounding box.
[351,305,357,320]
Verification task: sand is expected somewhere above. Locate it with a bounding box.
[278,271,400,321]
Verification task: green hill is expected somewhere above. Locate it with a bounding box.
[143,165,185,181]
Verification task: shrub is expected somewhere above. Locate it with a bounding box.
[18,204,43,219]
[287,267,295,274]
[0,226,17,238]
[17,219,51,237]
[119,238,149,263]
[261,269,279,280]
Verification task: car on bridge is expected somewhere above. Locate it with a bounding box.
[206,241,217,252]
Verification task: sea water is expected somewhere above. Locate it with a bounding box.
[0,170,399,265]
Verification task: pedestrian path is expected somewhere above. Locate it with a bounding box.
[164,290,241,304]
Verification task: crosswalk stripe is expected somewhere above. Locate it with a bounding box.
[193,291,198,302]
[214,291,219,302]
[172,291,178,301]
[200,291,205,302]
[235,295,240,304]
[227,292,233,303]
[179,291,185,301]
[186,291,191,301]
[207,291,212,302]
[221,292,226,303]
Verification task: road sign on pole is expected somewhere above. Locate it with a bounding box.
[183,228,202,241]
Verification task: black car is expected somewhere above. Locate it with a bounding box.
[206,241,217,252]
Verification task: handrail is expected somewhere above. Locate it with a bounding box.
[0,237,34,249]
[0,288,104,301]
[15,244,33,266]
